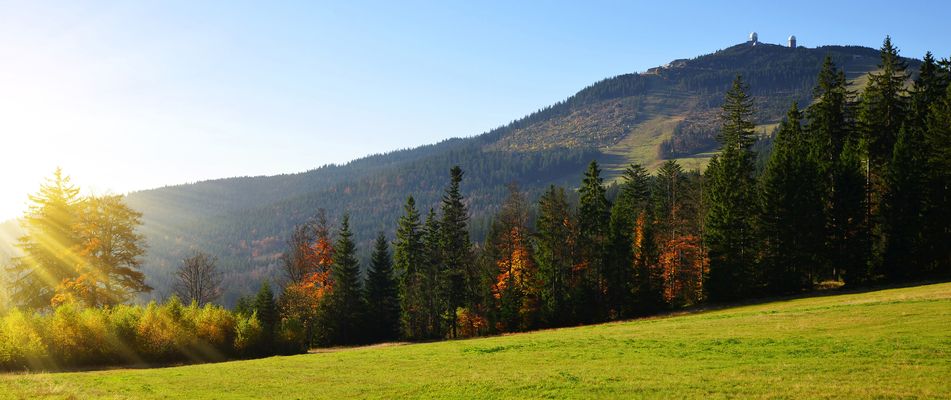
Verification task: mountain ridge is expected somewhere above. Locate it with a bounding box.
[2,41,925,305]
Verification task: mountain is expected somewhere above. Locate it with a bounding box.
[4,41,925,305]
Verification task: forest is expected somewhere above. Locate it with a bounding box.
[0,37,949,370]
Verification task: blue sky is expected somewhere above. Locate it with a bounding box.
[1,0,949,219]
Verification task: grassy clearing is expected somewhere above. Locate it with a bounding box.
[2,282,949,399]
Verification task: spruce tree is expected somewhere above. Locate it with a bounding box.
[608,164,651,317]
[253,280,278,347]
[836,139,872,284]
[805,56,857,282]
[8,168,82,309]
[365,232,400,342]
[705,75,759,301]
[422,209,445,338]
[858,36,909,273]
[533,185,576,327]
[758,103,825,293]
[393,197,424,339]
[439,166,473,338]
[325,214,366,345]
[577,160,610,321]
[924,84,951,273]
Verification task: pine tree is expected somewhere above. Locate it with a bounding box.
[487,184,537,332]
[393,197,425,340]
[923,83,951,274]
[882,125,928,280]
[705,75,759,301]
[421,209,444,338]
[607,164,650,317]
[533,185,576,327]
[805,56,858,282]
[364,232,400,342]
[858,36,910,273]
[836,139,872,284]
[325,214,366,345]
[919,56,951,274]
[758,103,825,293]
[8,168,82,309]
[439,166,473,338]
[577,160,610,321]
[253,280,278,346]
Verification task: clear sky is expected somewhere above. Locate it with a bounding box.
[1,0,949,220]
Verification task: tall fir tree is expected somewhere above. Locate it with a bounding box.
[393,197,425,340]
[422,209,445,338]
[325,214,366,345]
[858,36,909,272]
[758,103,825,293]
[608,164,651,317]
[805,56,858,282]
[439,166,473,338]
[253,280,278,346]
[577,160,611,321]
[364,232,400,342]
[704,75,759,301]
[533,185,577,327]
[487,185,538,332]
[923,82,951,274]
[8,168,82,310]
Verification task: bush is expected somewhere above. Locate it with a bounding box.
[0,310,49,370]
[234,312,264,358]
[0,297,307,371]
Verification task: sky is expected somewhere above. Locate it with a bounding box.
[1,0,949,221]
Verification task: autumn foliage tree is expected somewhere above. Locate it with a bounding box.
[487,185,539,332]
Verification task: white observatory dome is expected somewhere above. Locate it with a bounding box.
[788,35,797,48]
[749,32,758,43]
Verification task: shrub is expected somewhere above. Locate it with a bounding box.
[275,317,309,355]
[0,310,49,370]
[234,312,264,358]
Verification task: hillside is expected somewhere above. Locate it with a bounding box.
[2,41,925,305]
[2,282,948,398]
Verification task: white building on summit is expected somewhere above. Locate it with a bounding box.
[749,32,758,44]
[789,35,797,48]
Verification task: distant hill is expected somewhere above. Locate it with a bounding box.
[2,41,924,305]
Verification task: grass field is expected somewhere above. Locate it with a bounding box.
[2,283,949,399]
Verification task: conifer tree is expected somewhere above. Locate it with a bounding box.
[836,139,872,284]
[487,185,537,332]
[422,209,445,338]
[608,164,651,317]
[758,103,825,293]
[533,185,576,327]
[858,36,909,272]
[924,83,951,274]
[394,197,425,339]
[577,160,610,321]
[253,280,278,345]
[705,75,759,301]
[325,214,366,345]
[805,57,857,281]
[439,166,473,338]
[364,232,400,342]
[8,168,82,309]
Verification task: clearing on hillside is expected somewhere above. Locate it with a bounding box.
[2,282,949,399]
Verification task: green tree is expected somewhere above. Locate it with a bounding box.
[705,75,759,301]
[923,83,951,274]
[533,185,576,327]
[394,196,425,340]
[364,232,400,342]
[857,36,910,272]
[577,160,610,321]
[758,103,825,293]
[805,56,858,282]
[253,281,278,348]
[486,184,537,332]
[439,166,473,338]
[422,209,445,338]
[324,214,366,345]
[608,164,651,317]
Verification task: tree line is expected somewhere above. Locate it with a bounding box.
[1,37,948,367]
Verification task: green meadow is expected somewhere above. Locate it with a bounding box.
[2,282,949,399]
